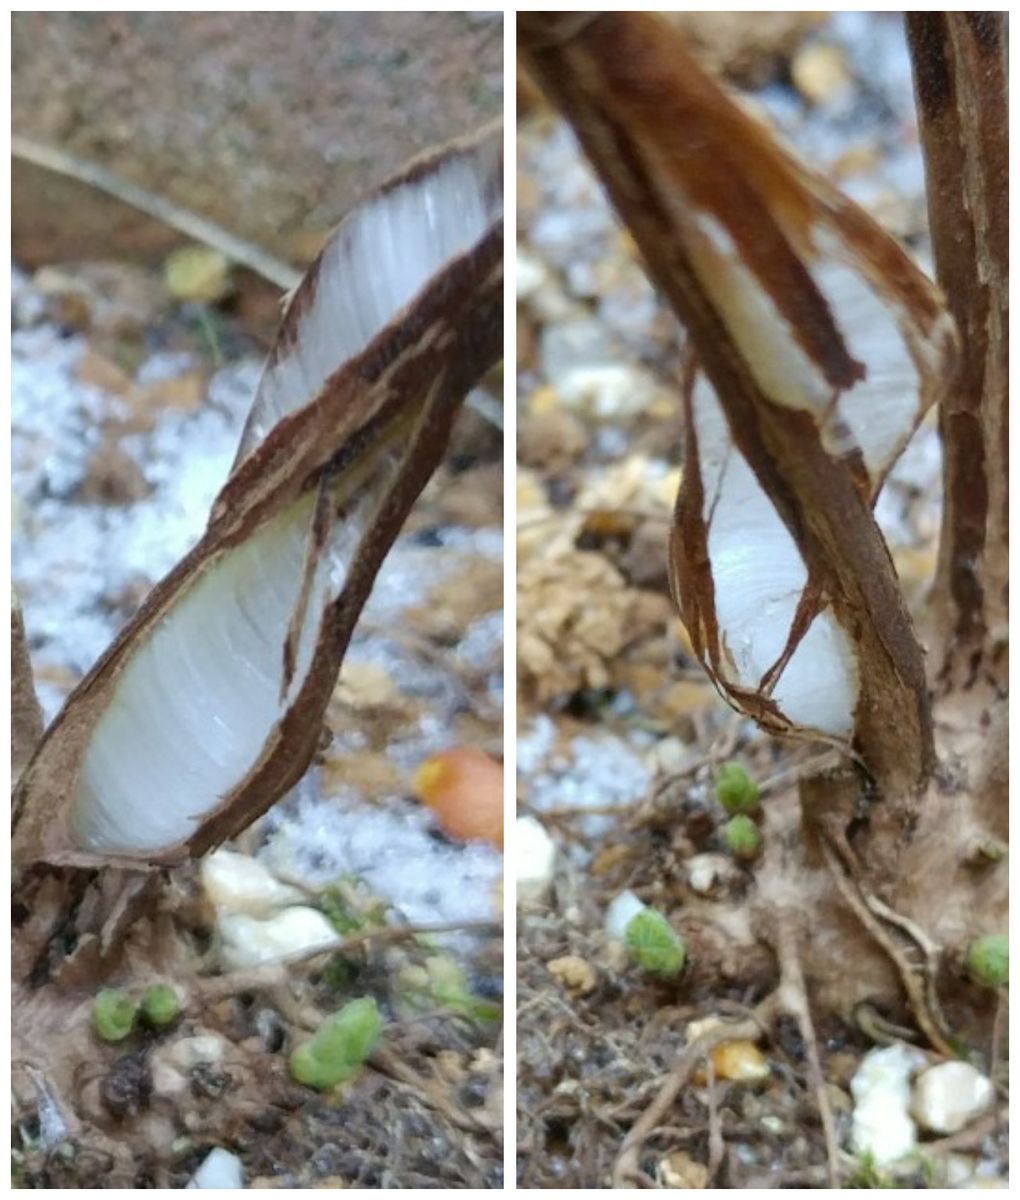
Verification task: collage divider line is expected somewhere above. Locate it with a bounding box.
[502,10,518,1183]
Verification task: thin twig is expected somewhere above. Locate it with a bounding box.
[756,751,840,798]
[13,133,301,290]
[773,916,841,1190]
[818,829,955,1056]
[196,918,499,1001]
[371,1046,499,1134]
[990,989,1006,1086]
[705,1066,725,1183]
[612,1009,770,1188]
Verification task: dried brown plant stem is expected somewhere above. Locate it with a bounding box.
[11,590,44,786]
[816,831,954,1058]
[705,1059,725,1183]
[907,13,1008,694]
[371,1047,500,1134]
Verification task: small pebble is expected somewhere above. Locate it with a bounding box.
[850,1042,928,1165]
[555,363,661,421]
[217,907,339,970]
[658,1150,709,1189]
[150,1062,187,1100]
[187,1147,244,1190]
[167,1033,228,1071]
[711,1040,770,1083]
[413,748,503,849]
[686,853,742,897]
[546,954,598,994]
[604,889,646,940]
[201,849,303,917]
[911,1061,994,1135]
[791,42,852,106]
[516,815,557,905]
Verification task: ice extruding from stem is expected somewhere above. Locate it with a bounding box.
[671,190,951,739]
[682,213,936,488]
[519,10,954,785]
[67,478,384,854]
[238,135,502,460]
[12,123,503,867]
[688,374,858,739]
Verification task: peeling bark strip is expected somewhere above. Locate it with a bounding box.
[907,14,1008,691]
[12,124,503,869]
[12,591,45,785]
[520,14,957,796]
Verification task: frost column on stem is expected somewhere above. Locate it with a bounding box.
[519,12,957,805]
[12,125,503,871]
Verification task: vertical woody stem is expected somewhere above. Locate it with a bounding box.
[907,14,1008,694]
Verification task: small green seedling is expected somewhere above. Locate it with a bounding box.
[141,983,182,1028]
[714,762,760,815]
[625,908,686,977]
[846,1150,894,1189]
[723,814,763,861]
[92,988,139,1043]
[423,955,501,1022]
[398,955,501,1023]
[319,884,365,936]
[319,878,388,936]
[289,996,382,1091]
[976,838,1007,864]
[966,934,1008,987]
[321,952,360,992]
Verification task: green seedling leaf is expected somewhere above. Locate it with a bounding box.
[319,885,365,936]
[723,814,763,861]
[141,983,182,1027]
[625,908,686,977]
[92,988,138,1043]
[321,952,360,992]
[966,933,1008,987]
[714,762,760,815]
[846,1151,895,1189]
[289,996,382,1091]
[398,955,501,1024]
[164,245,233,304]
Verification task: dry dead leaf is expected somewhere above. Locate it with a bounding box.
[518,550,635,702]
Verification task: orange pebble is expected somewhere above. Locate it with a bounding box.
[692,1040,770,1086]
[412,748,503,850]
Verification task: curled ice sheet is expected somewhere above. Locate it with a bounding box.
[676,372,858,740]
[520,10,954,784]
[12,125,503,867]
[238,131,502,460]
[677,210,949,491]
[66,480,381,854]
